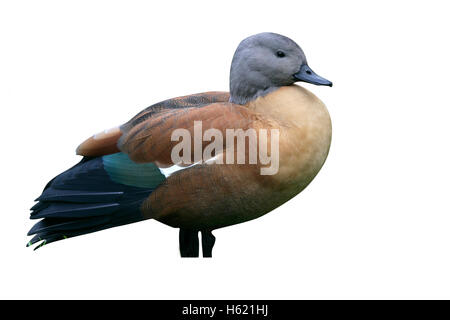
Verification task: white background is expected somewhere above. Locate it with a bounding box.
[1,0,449,299]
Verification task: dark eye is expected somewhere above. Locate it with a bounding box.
[276,50,286,58]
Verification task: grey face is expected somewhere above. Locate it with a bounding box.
[229,32,332,105]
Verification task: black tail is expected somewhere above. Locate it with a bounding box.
[27,156,154,250]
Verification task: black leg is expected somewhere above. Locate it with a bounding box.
[201,230,216,258]
[179,229,199,257]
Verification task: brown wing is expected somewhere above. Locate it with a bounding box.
[76,91,230,157]
[118,102,266,165]
[76,126,122,157]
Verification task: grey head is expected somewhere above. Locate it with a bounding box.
[229,32,332,105]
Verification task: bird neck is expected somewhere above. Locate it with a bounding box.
[229,83,279,105]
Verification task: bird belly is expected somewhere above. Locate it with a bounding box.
[145,163,295,230]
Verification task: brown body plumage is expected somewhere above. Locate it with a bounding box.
[77,85,331,230]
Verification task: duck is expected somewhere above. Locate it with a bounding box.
[27,32,333,257]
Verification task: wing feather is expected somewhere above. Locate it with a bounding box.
[118,103,263,164]
[76,92,230,158]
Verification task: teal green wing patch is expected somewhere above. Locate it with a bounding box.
[102,152,166,189]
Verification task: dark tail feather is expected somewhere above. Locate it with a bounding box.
[30,203,120,219]
[36,188,125,203]
[27,156,155,250]
[27,216,111,235]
